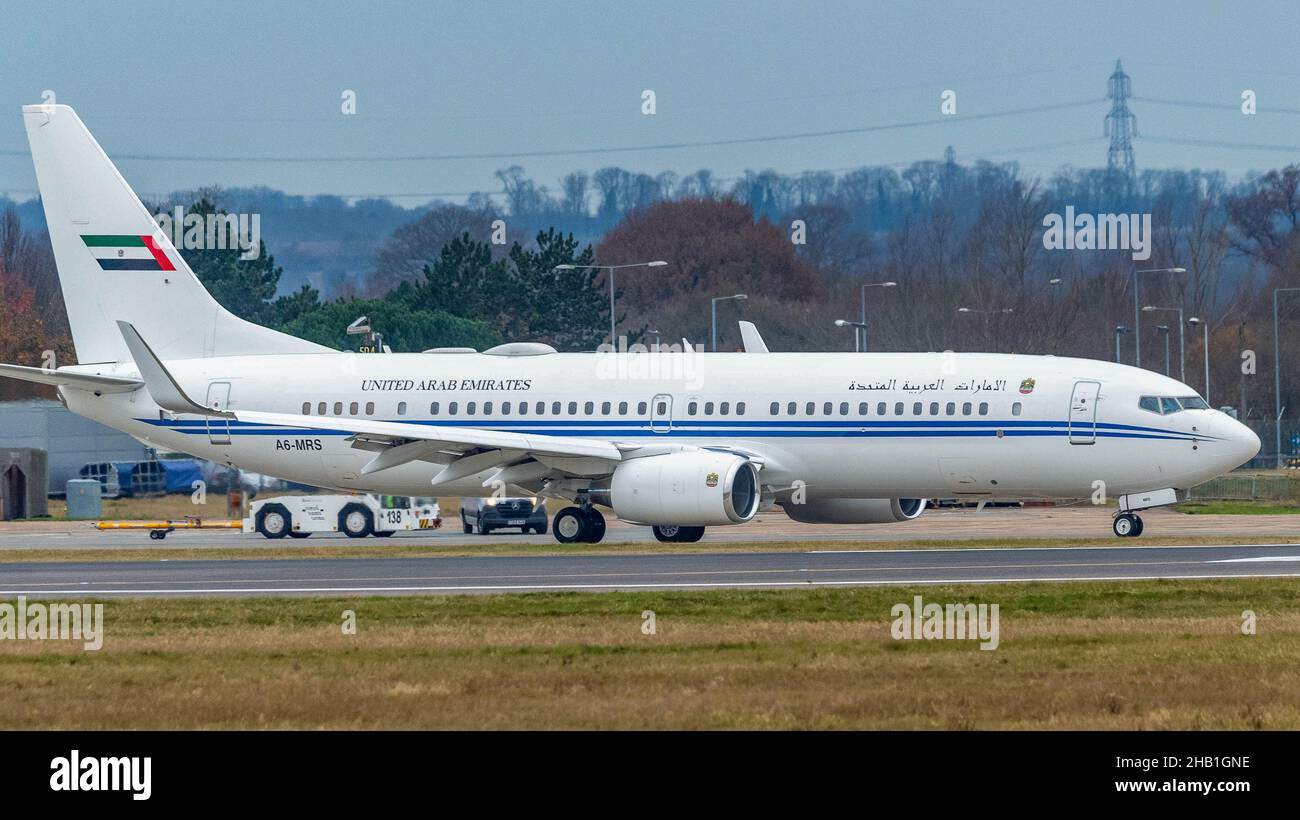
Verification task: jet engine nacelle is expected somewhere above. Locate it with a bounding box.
[602,452,761,526]
[781,497,927,524]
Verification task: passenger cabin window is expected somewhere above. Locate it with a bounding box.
[962,402,972,416]
[449,402,458,415]
[584,401,594,415]
[688,402,698,416]
[788,402,797,415]
[894,402,904,415]
[770,401,780,415]
[978,402,989,416]
[912,402,922,415]
[619,402,628,415]
[720,402,730,415]
[318,402,326,415]
[929,402,939,415]
[333,402,343,415]
[349,402,359,415]
[877,402,887,415]
[705,402,714,415]
[301,402,310,414]
[552,401,561,415]
[946,402,956,416]
[1012,402,1022,416]
[567,402,578,415]
[602,401,611,414]
[737,401,746,415]
[655,400,666,415]
[502,401,511,414]
[430,401,440,415]
[823,402,833,415]
[397,401,407,416]
[638,401,648,414]
[467,401,477,415]
[840,402,849,415]
[365,401,375,415]
[806,402,815,415]
[858,402,868,415]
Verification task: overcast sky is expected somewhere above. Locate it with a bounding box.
[3,0,1299,206]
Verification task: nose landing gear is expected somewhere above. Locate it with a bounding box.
[1112,512,1144,538]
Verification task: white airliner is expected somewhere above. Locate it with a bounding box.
[0,105,1261,542]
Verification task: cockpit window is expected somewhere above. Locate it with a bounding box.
[1141,395,1211,414]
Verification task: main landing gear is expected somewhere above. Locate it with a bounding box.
[1112,512,1144,538]
[652,524,705,543]
[553,505,607,544]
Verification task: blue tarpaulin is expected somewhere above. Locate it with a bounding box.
[158,459,203,493]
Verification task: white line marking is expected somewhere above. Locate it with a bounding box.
[1208,556,1300,563]
[2,572,1297,595]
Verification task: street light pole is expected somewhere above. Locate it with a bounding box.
[1142,305,1185,382]
[859,281,897,352]
[1273,288,1300,468]
[1133,267,1186,368]
[1188,317,1209,403]
[834,319,867,352]
[956,307,1014,351]
[1114,325,1131,364]
[711,293,748,352]
[1156,325,1170,375]
[553,260,667,345]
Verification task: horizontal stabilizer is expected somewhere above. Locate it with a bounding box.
[0,362,142,393]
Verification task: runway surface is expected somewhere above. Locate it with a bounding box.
[3,543,1299,597]
[3,505,1299,550]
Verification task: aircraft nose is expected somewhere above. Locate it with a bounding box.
[1224,416,1261,465]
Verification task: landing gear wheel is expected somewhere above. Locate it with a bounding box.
[676,526,705,543]
[581,507,606,543]
[338,503,374,538]
[553,507,588,544]
[653,524,681,543]
[1112,513,1142,538]
[652,525,705,543]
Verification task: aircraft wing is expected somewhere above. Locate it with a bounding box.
[234,410,626,482]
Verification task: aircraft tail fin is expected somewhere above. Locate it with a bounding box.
[21,104,331,363]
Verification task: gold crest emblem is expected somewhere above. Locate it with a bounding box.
[1019,378,1036,395]
[705,472,719,488]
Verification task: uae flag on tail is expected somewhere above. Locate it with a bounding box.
[81,234,175,271]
